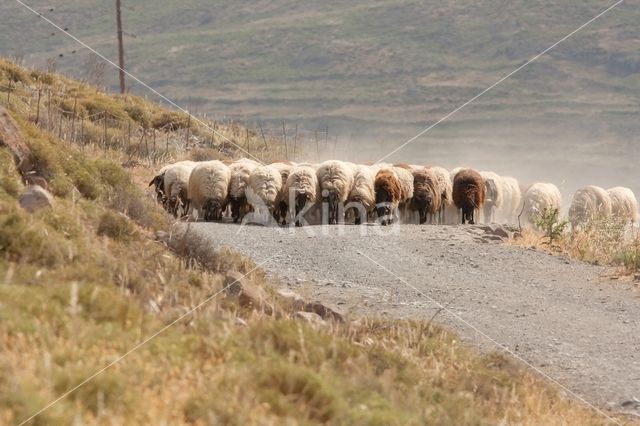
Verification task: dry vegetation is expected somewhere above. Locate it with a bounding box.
[0,59,618,424]
[514,209,640,277]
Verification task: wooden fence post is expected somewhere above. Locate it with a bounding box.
[293,124,298,161]
[103,112,108,150]
[153,128,156,162]
[259,121,267,150]
[282,120,288,159]
[185,114,191,148]
[71,98,77,144]
[35,88,42,125]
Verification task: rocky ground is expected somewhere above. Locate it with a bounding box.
[186,221,640,417]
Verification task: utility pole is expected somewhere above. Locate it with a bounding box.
[115,0,126,94]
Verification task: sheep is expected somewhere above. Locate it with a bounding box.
[346,164,376,225]
[270,161,295,225]
[228,158,261,223]
[521,182,562,226]
[316,160,354,224]
[410,167,441,224]
[284,163,319,227]
[393,166,414,222]
[452,169,485,225]
[499,176,522,224]
[374,168,402,226]
[247,165,283,225]
[568,185,612,230]
[187,160,231,221]
[479,171,504,224]
[149,160,197,207]
[607,187,638,225]
[429,166,452,224]
[163,162,197,217]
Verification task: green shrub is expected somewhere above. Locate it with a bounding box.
[533,207,568,248]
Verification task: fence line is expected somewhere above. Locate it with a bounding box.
[0,80,336,164]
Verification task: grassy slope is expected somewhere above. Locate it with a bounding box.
[0,60,613,424]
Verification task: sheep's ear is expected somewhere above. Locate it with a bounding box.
[149,176,158,187]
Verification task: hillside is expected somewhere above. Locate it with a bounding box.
[1,0,639,176]
[0,59,617,424]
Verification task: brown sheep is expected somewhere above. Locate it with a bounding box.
[411,168,441,224]
[374,169,402,226]
[452,169,485,225]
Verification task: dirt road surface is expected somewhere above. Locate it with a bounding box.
[186,222,640,418]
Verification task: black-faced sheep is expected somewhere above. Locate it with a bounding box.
[229,158,261,223]
[284,163,319,227]
[187,160,230,221]
[452,169,485,225]
[346,164,376,225]
[247,165,283,225]
[149,160,197,208]
[163,162,197,217]
[270,161,295,225]
[317,160,354,225]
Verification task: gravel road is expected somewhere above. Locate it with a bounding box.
[188,222,640,417]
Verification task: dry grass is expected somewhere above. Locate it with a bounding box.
[514,214,640,277]
[0,59,622,425]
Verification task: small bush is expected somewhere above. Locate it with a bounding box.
[533,207,568,249]
[123,103,151,128]
[151,111,191,130]
[97,210,138,241]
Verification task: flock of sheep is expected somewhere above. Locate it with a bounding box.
[149,159,639,229]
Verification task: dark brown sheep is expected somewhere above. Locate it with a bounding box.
[374,169,402,225]
[452,169,485,225]
[411,168,440,224]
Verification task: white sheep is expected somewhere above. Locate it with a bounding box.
[163,162,197,217]
[568,185,611,230]
[149,160,198,206]
[607,187,638,225]
[480,171,504,224]
[521,182,562,226]
[187,160,231,222]
[345,164,376,225]
[429,166,452,224]
[228,158,261,223]
[247,165,283,225]
[316,160,354,224]
[270,162,296,225]
[391,166,415,223]
[284,163,319,227]
[499,176,522,224]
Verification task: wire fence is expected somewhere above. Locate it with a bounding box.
[0,79,339,166]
